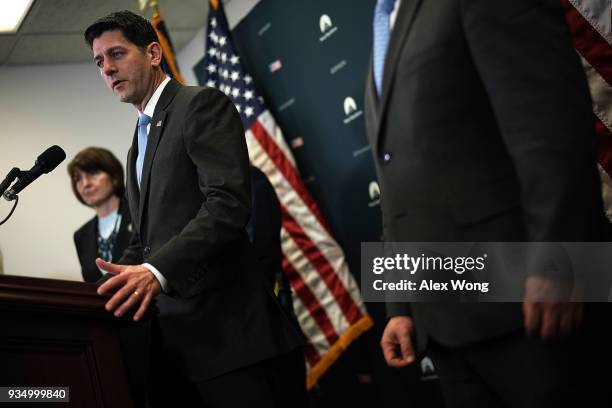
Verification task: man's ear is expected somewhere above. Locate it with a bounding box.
[148,42,163,67]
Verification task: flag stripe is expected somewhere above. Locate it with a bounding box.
[281,205,363,325]
[249,121,365,323]
[578,55,612,133]
[247,128,359,338]
[285,271,330,360]
[598,164,612,221]
[250,120,333,234]
[568,0,612,45]
[281,225,348,338]
[563,0,612,222]
[281,257,339,346]
[578,55,612,175]
[595,116,612,175]
[279,211,354,331]
[562,0,612,87]
[250,129,344,359]
[302,336,322,367]
[258,111,297,167]
[247,126,367,319]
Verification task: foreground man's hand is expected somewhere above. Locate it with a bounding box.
[96,258,161,321]
[380,316,416,367]
[523,275,583,340]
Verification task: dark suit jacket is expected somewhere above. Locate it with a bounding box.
[364,0,605,350]
[73,199,132,283]
[119,79,301,382]
[246,165,297,322]
[246,166,282,288]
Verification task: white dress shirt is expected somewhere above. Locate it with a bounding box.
[390,0,402,30]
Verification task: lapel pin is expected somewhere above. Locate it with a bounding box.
[156,120,162,127]
[127,223,133,232]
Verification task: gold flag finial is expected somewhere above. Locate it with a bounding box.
[138,0,159,13]
[210,0,219,11]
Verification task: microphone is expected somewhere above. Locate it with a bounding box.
[3,145,66,201]
[0,167,20,197]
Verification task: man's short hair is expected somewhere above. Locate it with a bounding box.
[67,147,125,205]
[84,10,159,50]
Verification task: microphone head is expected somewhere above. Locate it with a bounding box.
[36,145,66,173]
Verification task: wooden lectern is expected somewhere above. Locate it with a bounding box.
[0,275,137,407]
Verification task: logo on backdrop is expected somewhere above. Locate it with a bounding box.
[368,181,380,207]
[343,96,363,124]
[344,97,357,115]
[319,14,338,42]
[420,356,438,381]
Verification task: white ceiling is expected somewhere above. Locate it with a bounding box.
[0,0,208,65]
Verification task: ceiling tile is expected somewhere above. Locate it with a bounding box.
[155,0,208,30]
[22,0,140,34]
[2,0,208,65]
[7,33,94,65]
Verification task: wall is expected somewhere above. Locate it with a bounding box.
[0,64,135,280]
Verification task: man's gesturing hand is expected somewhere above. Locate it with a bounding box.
[380,316,416,368]
[96,258,161,321]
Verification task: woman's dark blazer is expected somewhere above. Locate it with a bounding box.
[73,199,133,283]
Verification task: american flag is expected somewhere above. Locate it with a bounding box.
[562,0,612,220]
[202,0,373,388]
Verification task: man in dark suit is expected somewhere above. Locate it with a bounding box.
[84,11,304,407]
[365,1,608,406]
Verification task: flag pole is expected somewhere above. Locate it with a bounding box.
[145,0,186,84]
